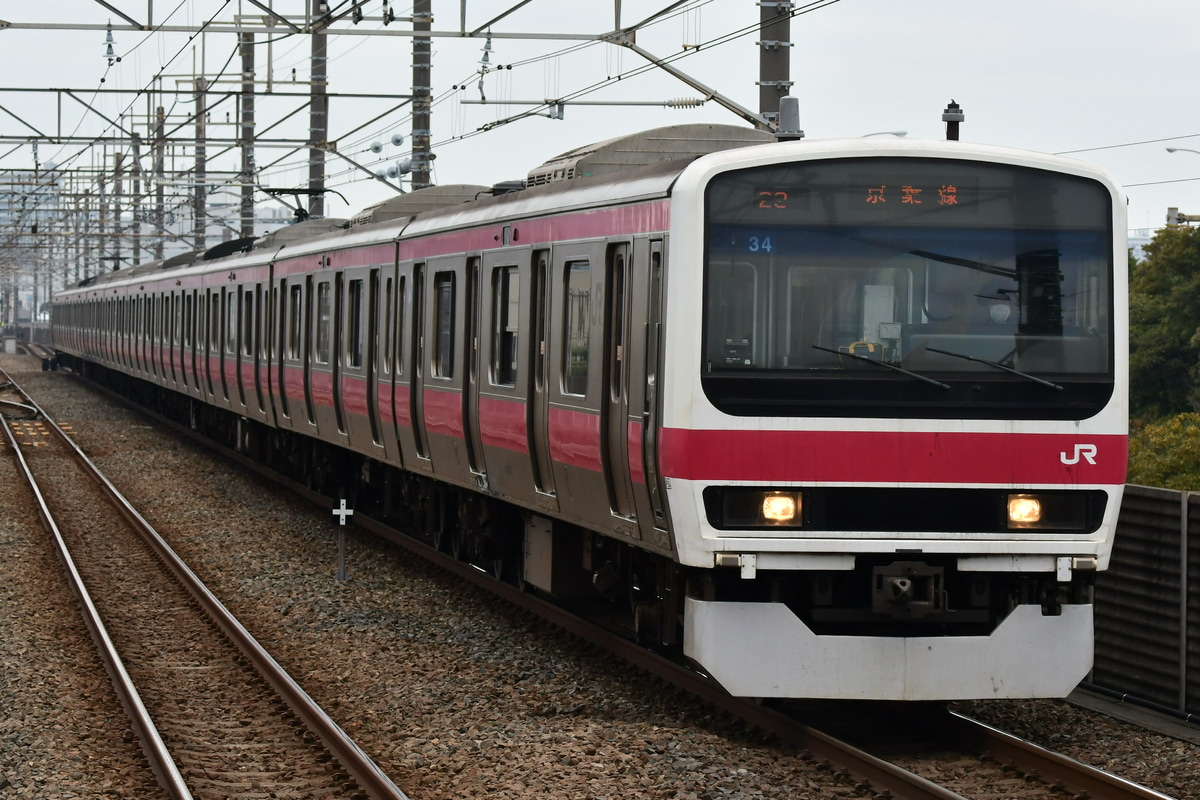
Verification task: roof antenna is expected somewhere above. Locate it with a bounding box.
[943,99,964,141]
[776,96,804,142]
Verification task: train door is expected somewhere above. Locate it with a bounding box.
[421,257,472,483]
[233,286,247,410]
[254,280,271,419]
[410,262,431,463]
[366,268,383,447]
[547,244,614,528]
[463,256,487,485]
[222,287,236,407]
[603,242,636,521]
[191,290,205,400]
[528,249,556,500]
[390,267,422,470]
[375,268,401,465]
[335,267,377,454]
[276,278,293,423]
[332,272,347,434]
[303,275,316,427]
[479,248,552,510]
[205,289,218,400]
[633,239,671,548]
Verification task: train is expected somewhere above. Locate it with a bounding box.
[51,123,1128,701]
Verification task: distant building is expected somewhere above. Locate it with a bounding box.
[1129,228,1155,262]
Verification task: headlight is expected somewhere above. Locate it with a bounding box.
[762,493,798,523]
[710,489,804,529]
[1008,495,1042,526]
[1006,493,1089,531]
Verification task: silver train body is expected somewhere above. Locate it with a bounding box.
[53,125,1128,700]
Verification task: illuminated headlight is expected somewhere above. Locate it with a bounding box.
[1006,493,1089,531]
[762,493,799,523]
[709,488,804,529]
[1008,495,1042,526]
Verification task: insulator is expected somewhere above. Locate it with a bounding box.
[668,97,703,109]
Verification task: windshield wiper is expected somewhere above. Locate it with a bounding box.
[910,249,1016,279]
[811,345,949,390]
[925,347,1063,391]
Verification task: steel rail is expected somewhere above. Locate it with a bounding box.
[947,710,1177,800]
[5,369,411,800]
[0,368,193,800]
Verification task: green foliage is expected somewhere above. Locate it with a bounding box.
[1127,413,1200,490]
[1129,225,1200,419]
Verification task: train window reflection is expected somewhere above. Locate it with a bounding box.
[563,260,590,396]
[433,271,455,378]
[492,266,519,386]
[316,282,332,364]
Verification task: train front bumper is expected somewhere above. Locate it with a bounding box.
[684,598,1092,700]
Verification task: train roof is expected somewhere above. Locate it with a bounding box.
[525,123,774,186]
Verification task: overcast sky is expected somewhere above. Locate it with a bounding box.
[3,0,1200,237]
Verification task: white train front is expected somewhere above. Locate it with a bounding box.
[52,126,1128,701]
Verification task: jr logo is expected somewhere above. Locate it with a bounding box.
[1060,444,1098,466]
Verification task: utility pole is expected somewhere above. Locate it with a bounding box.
[195,77,208,252]
[757,1,793,126]
[154,105,165,261]
[309,18,329,219]
[131,134,142,267]
[412,0,432,189]
[113,152,124,270]
[240,30,256,238]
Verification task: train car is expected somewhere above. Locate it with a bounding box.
[52,123,1127,701]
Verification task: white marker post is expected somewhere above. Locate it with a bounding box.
[332,498,354,581]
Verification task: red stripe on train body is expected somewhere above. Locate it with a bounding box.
[660,428,1128,486]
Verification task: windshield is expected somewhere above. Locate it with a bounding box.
[702,157,1114,419]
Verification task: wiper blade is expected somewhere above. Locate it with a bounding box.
[811,345,949,390]
[910,250,1016,279]
[925,347,1063,391]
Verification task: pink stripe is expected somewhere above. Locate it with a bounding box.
[659,429,1128,486]
[310,370,333,408]
[549,406,601,472]
[341,375,368,416]
[627,421,645,485]
[401,201,669,260]
[424,387,463,438]
[377,384,395,425]
[479,395,528,453]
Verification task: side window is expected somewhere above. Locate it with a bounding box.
[563,260,590,395]
[382,277,393,375]
[226,289,237,354]
[394,275,406,374]
[315,282,332,364]
[240,288,254,357]
[348,278,364,369]
[491,266,519,386]
[210,292,221,351]
[432,271,455,378]
[288,285,303,359]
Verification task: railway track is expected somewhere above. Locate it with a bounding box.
[0,366,408,800]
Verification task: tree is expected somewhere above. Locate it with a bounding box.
[1127,413,1200,490]
[1128,225,1200,420]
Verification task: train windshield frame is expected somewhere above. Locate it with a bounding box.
[701,156,1115,419]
